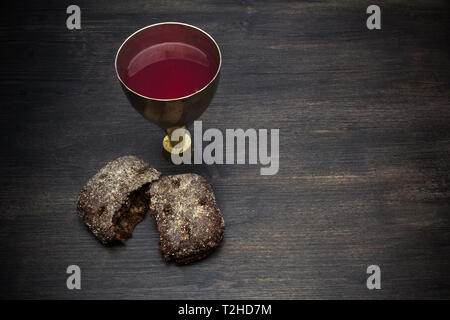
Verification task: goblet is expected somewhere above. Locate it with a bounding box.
[115,22,221,157]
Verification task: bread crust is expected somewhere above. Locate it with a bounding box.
[149,173,225,264]
[77,155,161,244]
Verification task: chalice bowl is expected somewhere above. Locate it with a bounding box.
[115,22,221,159]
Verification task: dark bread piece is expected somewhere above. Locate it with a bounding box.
[149,173,224,264]
[77,156,161,244]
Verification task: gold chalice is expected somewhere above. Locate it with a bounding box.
[115,22,221,157]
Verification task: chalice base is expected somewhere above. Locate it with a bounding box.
[162,127,192,164]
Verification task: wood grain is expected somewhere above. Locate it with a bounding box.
[0,0,449,299]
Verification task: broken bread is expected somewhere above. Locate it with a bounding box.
[149,173,224,264]
[77,155,161,244]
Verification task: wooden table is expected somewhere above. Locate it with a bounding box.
[1,0,449,299]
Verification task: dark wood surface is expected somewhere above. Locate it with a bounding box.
[1,0,449,299]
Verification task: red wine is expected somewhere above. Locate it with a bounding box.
[124,42,217,99]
